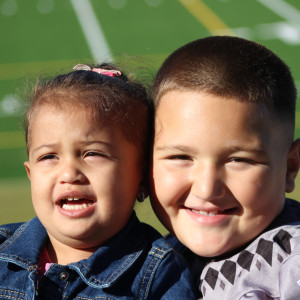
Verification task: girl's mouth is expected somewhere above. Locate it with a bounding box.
[59,197,95,211]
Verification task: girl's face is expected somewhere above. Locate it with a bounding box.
[151,90,297,257]
[25,105,143,257]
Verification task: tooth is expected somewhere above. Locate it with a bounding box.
[67,197,73,201]
[62,203,88,210]
[199,211,208,216]
[208,210,218,216]
[191,209,220,216]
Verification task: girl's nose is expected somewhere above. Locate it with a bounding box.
[191,164,225,201]
[59,161,87,184]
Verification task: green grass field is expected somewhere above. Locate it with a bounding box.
[1,0,300,233]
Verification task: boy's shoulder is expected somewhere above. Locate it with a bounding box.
[268,198,300,230]
[200,223,300,299]
[199,214,300,299]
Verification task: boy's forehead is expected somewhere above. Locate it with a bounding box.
[156,90,269,119]
[154,90,290,148]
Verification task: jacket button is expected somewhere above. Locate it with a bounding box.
[59,271,69,281]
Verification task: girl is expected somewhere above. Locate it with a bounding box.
[0,63,196,299]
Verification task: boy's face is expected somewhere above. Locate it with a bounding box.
[151,90,296,257]
[25,105,142,253]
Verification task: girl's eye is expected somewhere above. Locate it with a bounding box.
[39,154,57,161]
[85,152,97,157]
[84,151,107,158]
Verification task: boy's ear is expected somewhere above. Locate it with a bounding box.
[24,161,31,180]
[285,139,300,193]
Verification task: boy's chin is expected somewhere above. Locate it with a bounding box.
[189,245,226,258]
[179,235,237,258]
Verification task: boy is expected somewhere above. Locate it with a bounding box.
[150,36,300,299]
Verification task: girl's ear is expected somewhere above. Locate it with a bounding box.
[286,139,300,193]
[24,161,31,180]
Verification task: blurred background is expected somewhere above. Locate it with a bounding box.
[1,0,300,234]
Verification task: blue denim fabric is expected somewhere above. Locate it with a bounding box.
[0,213,196,299]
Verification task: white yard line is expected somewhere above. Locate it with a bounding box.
[257,0,300,26]
[70,0,113,63]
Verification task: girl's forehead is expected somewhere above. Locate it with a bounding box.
[32,103,100,122]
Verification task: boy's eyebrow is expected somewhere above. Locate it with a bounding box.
[155,145,267,156]
[154,145,196,154]
[225,145,266,155]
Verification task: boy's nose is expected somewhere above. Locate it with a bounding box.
[59,161,87,184]
[191,165,225,201]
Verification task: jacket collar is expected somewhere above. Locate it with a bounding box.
[0,213,151,288]
[0,217,48,271]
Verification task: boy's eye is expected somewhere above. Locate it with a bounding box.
[229,157,256,164]
[167,155,191,160]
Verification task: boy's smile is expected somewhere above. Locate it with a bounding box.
[151,90,293,257]
[24,105,143,258]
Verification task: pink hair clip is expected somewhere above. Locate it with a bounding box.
[73,64,121,77]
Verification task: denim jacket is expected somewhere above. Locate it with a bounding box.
[0,213,196,299]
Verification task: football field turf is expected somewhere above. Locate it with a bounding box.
[0,0,300,232]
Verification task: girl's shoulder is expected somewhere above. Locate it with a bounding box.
[0,221,25,243]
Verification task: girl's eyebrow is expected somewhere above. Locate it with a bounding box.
[32,141,115,154]
[80,140,114,148]
[32,143,57,155]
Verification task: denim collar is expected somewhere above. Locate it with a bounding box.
[0,212,152,288]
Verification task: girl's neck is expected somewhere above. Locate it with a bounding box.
[46,239,98,265]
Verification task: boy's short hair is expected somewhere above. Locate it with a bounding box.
[152,36,297,141]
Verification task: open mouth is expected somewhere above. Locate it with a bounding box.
[59,197,95,211]
[190,207,237,216]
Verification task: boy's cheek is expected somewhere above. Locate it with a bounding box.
[153,166,177,194]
